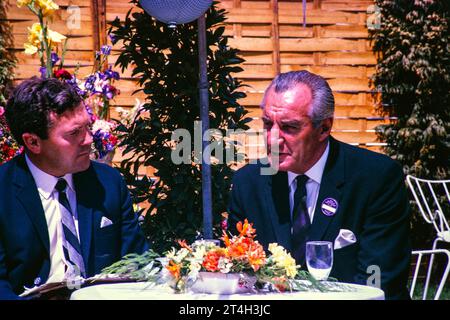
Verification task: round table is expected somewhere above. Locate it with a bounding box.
[70,282,384,300]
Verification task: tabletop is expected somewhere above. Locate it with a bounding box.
[70,281,385,300]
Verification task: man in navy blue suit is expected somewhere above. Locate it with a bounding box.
[0,78,148,299]
[228,71,411,299]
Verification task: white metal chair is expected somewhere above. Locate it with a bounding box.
[410,249,450,300]
[406,175,450,297]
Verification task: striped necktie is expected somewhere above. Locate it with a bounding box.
[55,178,86,278]
[291,174,311,265]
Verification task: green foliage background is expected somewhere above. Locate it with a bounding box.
[109,1,251,252]
[370,0,449,248]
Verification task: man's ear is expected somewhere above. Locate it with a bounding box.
[319,118,333,141]
[22,133,42,154]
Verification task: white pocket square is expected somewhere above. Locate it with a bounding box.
[334,229,357,250]
[100,216,113,228]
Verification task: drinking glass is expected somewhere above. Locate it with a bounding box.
[305,241,333,281]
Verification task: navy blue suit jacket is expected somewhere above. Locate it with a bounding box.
[228,137,411,300]
[0,154,148,299]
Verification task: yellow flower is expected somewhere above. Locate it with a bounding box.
[17,0,33,8]
[47,28,66,43]
[28,23,42,41]
[36,0,59,17]
[17,0,59,17]
[24,23,42,55]
[283,261,298,278]
[24,43,38,55]
[268,243,298,278]
[24,23,66,55]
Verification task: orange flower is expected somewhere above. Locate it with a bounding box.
[226,236,254,259]
[236,219,256,238]
[202,249,226,272]
[221,231,230,247]
[176,239,192,252]
[166,260,181,279]
[247,241,266,271]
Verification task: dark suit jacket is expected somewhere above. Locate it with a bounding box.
[228,137,411,300]
[0,154,148,299]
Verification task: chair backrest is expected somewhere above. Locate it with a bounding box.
[406,175,450,236]
[410,249,450,300]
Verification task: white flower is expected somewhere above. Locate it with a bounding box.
[165,248,177,260]
[189,262,201,273]
[174,248,190,263]
[218,257,232,273]
[92,119,116,133]
[192,246,207,259]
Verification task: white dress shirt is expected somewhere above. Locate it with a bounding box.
[288,141,330,227]
[25,155,79,284]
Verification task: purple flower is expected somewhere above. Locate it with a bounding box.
[84,103,96,120]
[100,45,112,56]
[65,76,86,97]
[104,67,120,80]
[109,33,117,45]
[84,75,96,92]
[66,76,86,97]
[98,72,107,81]
[39,67,47,78]
[221,219,228,231]
[51,52,60,67]
[102,84,118,100]
[93,128,117,159]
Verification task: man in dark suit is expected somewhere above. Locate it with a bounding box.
[228,71,411,300]
[0,78,148,299]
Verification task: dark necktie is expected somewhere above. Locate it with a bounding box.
[55,178,86,277]
[291,175,311,265]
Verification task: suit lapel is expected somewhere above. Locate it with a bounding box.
[73,168,94,269]
[13,155,50,253]
[264,170,292,252]
[309,138,345,241]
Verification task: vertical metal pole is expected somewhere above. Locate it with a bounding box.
[197,15,213,239]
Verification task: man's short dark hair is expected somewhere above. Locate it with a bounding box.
[5,77,82,145]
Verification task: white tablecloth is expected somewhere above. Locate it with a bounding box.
[70,282,384,300]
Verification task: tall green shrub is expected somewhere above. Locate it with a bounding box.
[371,0,449,247]
[109,1,251,252]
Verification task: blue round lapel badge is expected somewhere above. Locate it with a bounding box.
[321,198,338,216]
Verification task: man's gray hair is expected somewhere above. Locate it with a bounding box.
[261,70,335,127]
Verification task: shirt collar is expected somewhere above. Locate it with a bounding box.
[288,140,330,188]
[25,154,75,199]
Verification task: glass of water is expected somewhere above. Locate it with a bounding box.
[305,241,333,281]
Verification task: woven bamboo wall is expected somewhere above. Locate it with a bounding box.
[4,0,383,167]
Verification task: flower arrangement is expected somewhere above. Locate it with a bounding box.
[101,219,333,294]
[163,219,306,292]
[78,44,121,160]
[17,0,66,79]
[91,118,118,159]
[0,107,23,165]
[16,0,122,161]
